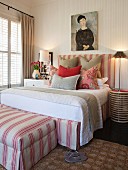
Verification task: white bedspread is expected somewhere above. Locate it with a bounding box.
[1,87,110,146]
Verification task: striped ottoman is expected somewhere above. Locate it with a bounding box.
[0,105,57,170]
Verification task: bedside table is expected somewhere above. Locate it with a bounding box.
[24,79,49,88]
[109,90,128,123]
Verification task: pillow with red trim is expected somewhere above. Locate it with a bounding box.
[49,65,58,76]
[78,66,99,89]
[49,65,58,86]
[58,65,82,77]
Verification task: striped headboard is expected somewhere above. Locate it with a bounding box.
[58,54,115,88]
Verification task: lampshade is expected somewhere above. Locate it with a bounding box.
[114,51,127,91]
[39,50,49,62]
[114,51,126,58]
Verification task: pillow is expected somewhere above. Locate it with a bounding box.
[59,57,79,68]
[58,65,82,77]
[97,77,108,86]
[78,66,99,89]
[51,74,80,90]
[97,77,109,89]
[49,65,58,76]
[98,84,109,89]
[80,55,102,78]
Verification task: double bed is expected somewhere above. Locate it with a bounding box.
[0,54,114,149]
[1,86,110,147]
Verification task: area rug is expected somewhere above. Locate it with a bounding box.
[0,139,128,170]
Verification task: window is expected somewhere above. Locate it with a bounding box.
[0,16,22,89]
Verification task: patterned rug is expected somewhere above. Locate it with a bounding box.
[0,139,128,170]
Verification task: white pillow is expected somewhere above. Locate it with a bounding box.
[97,77,109,89]
[99,84,109,89]
[97,77,108,86]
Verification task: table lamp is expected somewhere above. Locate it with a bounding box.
[39,50,49,79]
[114,51,126,91]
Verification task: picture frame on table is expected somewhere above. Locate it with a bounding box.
[49,52,53,65]
[40,52,53,80]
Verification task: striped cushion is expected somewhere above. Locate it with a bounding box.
[58,54,115,88]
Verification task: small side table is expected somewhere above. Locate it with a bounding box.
[109,90,128,123]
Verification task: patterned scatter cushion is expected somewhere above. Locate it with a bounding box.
[49,65,58,76]
[58,65,82,77]
[48,65,58,86]
[78,66,99,89]
[59,57,79,68]
[80,55,102,78]
[51,74,80,90]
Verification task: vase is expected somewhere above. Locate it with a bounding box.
[32,70,40,79]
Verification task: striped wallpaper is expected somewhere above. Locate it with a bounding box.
[31,0,128,89]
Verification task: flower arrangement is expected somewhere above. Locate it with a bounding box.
[31,61,40,70]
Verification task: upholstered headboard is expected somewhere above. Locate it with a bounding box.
[58,54,115,88]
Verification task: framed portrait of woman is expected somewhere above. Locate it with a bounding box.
[71,11,98,51]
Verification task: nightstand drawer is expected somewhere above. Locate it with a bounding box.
[24,79,49,88]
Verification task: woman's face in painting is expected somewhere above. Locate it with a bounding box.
[79,18,86,27]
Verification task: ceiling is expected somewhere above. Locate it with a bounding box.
[0,0,55,9]
[0,0,56,15]
[20,0,55,8]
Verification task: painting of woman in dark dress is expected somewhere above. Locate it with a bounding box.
[71,11,98,51]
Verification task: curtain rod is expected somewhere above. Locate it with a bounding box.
[0,1,34,18]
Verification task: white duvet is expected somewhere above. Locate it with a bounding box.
[1,87,110,146]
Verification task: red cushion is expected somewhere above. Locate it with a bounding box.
[58,65,81,77]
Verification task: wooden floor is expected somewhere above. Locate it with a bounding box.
[94,118,128,146]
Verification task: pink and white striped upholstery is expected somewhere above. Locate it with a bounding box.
[0,104,57,170]
[0,104,81,170]
[58,54,115,88]
[55,119,80,150]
